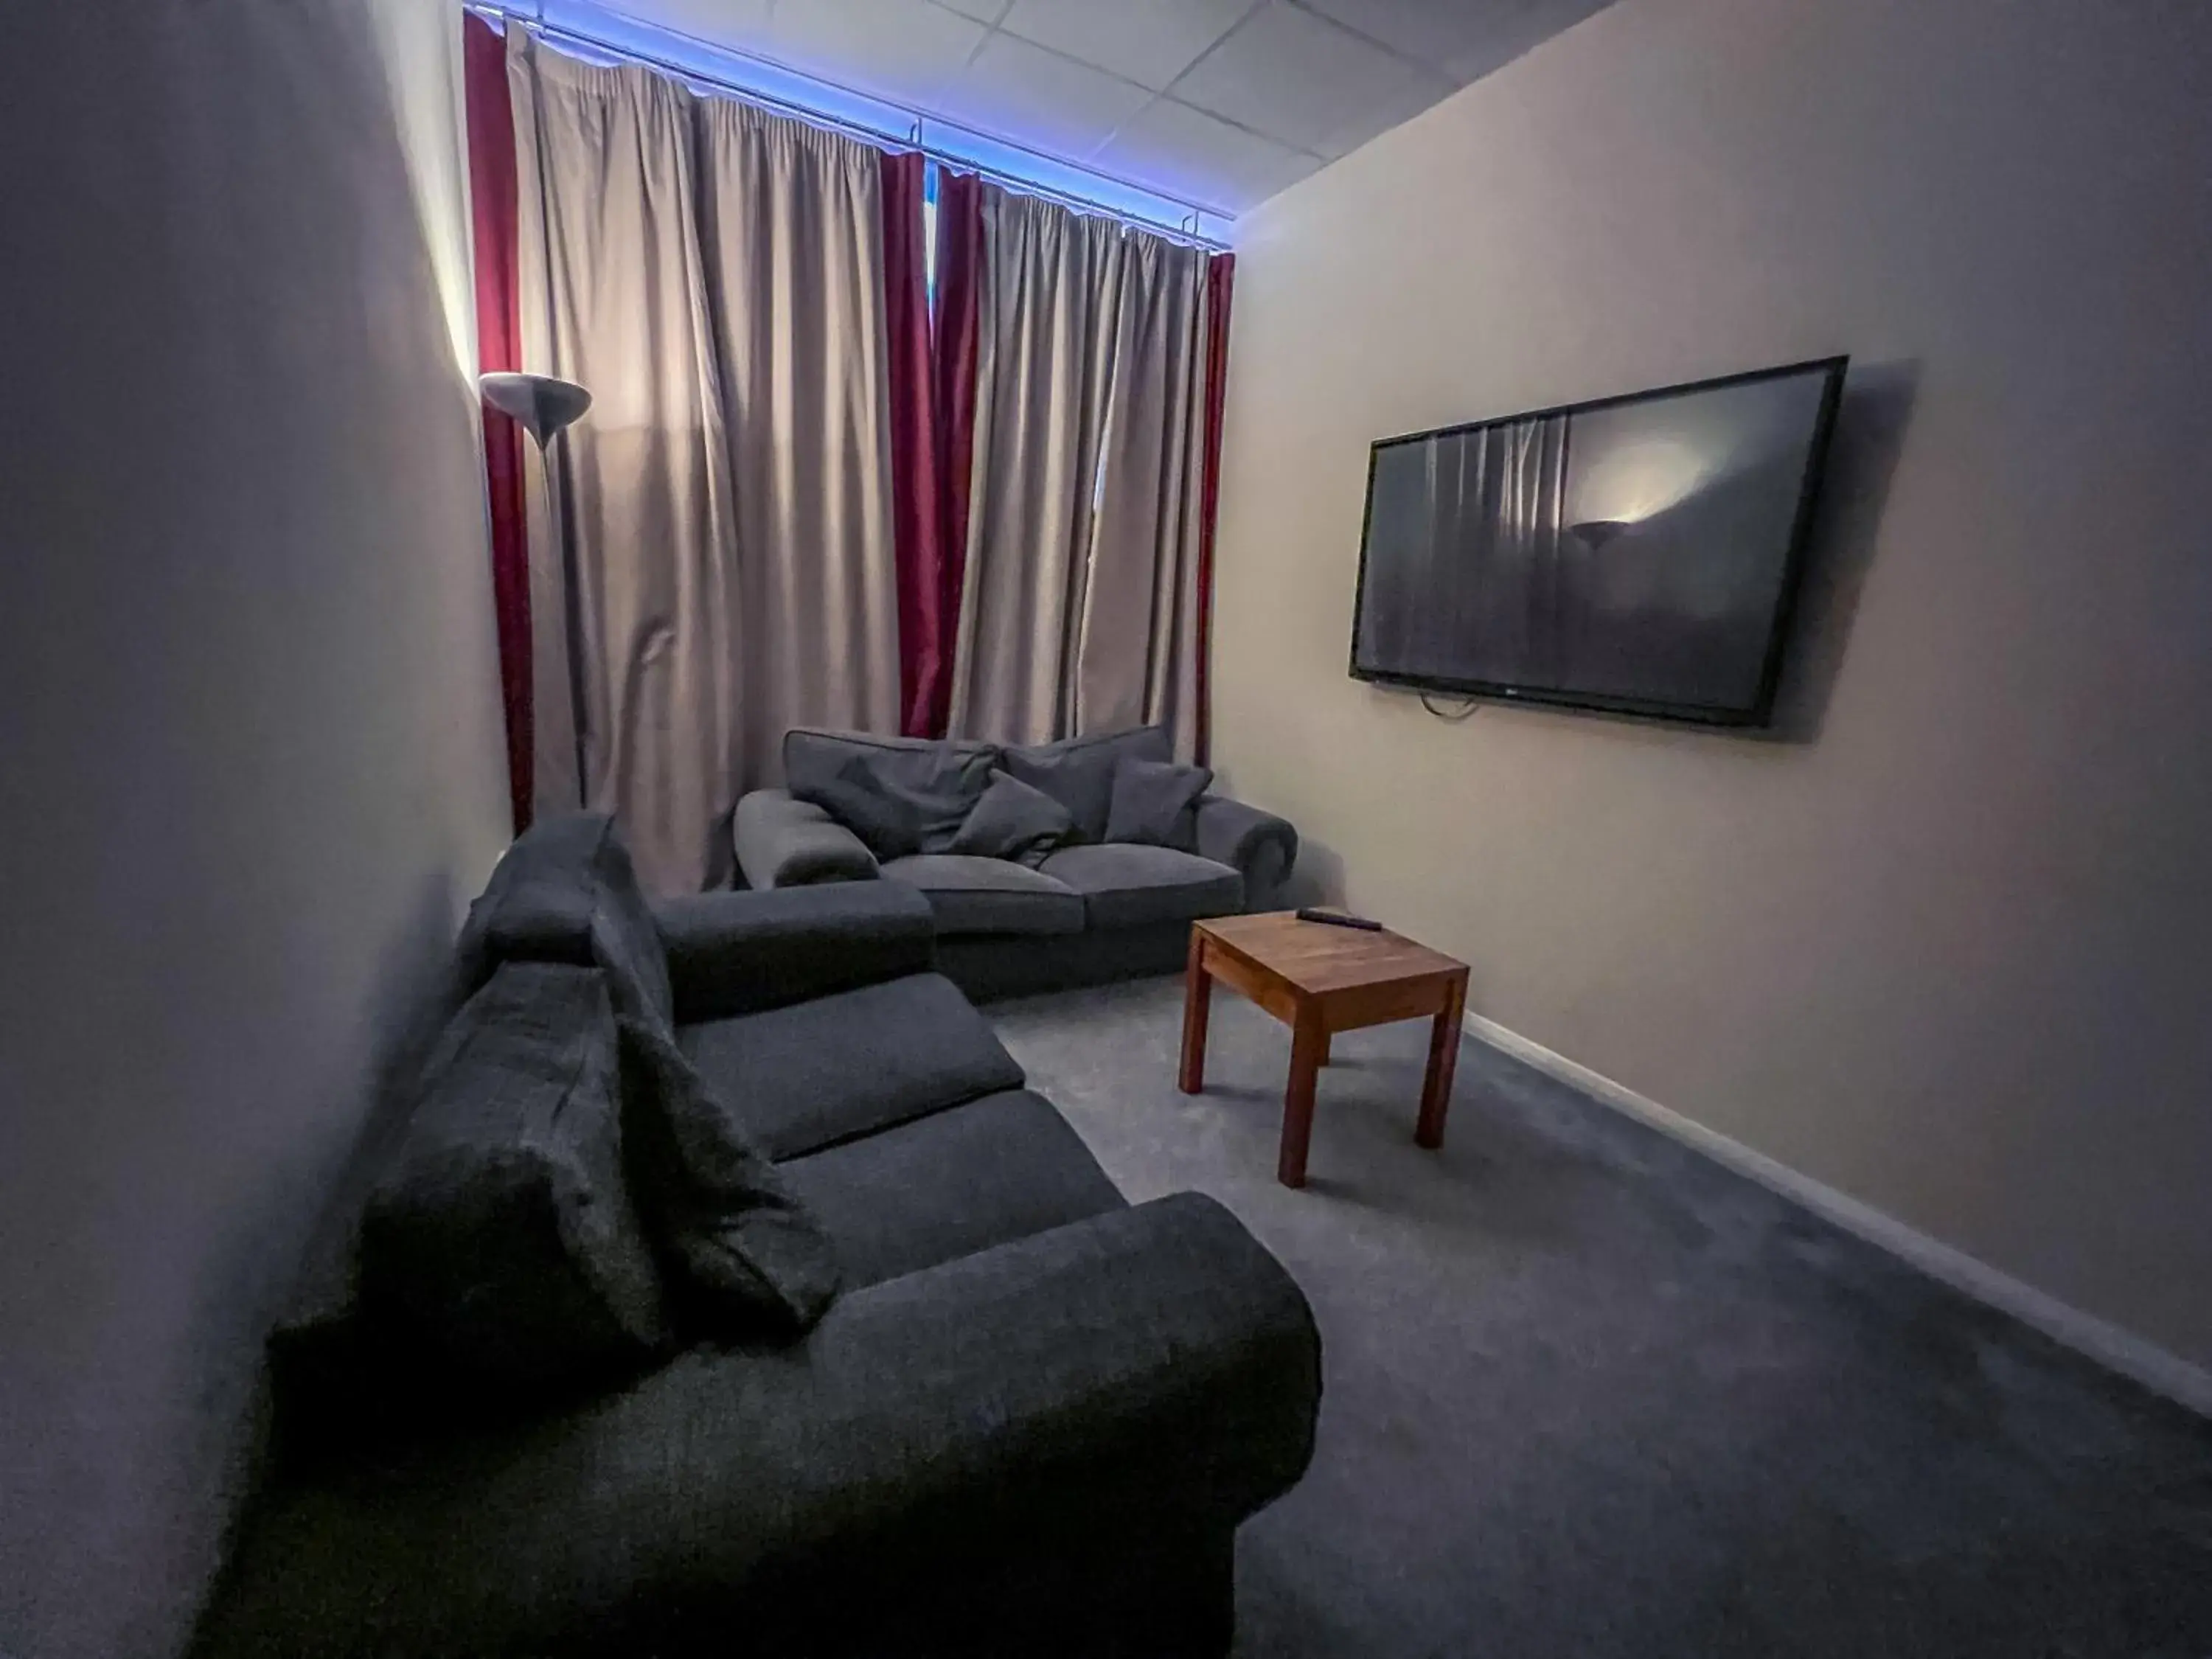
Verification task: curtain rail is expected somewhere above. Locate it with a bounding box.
[465,3,1234,251]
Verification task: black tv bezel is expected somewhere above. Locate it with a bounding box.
[1346,355,1851,729]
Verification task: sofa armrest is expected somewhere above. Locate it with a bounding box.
[195,1194,1321,1659]
[734,788,878,890]
[654,881,934,1023]
[1194,793,1298,904]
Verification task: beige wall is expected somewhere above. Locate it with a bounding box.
[0,2,509,1655]
[1212,0,2212,1371]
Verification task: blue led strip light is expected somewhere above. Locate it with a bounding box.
[467,1,1234,249]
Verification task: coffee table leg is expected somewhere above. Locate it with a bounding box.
[1279,1006,1327,1188]
[1178,931,1211,1094]
[1416,972,1468,1150]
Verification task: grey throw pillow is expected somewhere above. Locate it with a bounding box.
[948,769,1078,868]
[617,1015,842,1338]
[358,962,671,1391]
[1105,758,1214,852]
[1001,726,1172,843]
[783,729,998,854]
[790,754,924,860]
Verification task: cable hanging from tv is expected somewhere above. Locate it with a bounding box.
[1419,692,1482,721]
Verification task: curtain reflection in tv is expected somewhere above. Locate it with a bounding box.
[1357,414,1570,692]
[1354,367,1832,714]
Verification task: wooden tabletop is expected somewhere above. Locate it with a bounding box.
[1194,911,1466,995]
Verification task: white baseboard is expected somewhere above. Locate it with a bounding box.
[1462,1010,2212,1419]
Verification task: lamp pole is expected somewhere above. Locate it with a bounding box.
[480,372,593,810]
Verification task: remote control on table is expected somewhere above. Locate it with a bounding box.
[1295,907,1384,931]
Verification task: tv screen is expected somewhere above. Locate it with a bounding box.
[1349,357,1847,726]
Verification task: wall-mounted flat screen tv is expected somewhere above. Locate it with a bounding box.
[1349,356,1848,727]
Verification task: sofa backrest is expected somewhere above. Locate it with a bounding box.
[266,813,675,1469]
[456,810,673,1032]
[998,726,1172,845]
[783,728,1001,854]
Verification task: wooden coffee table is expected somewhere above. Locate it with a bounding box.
[1179,912,1471,1188]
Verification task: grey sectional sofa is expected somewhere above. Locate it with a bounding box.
[736,726,1298,1001]
[195,813,1321,1659]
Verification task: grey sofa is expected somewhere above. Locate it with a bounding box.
[736,726,1298,1001]
[195,813,1321,1659]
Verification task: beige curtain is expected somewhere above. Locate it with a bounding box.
[947,187,1213,760]
[509,33,899,892]
[695,99,901,805]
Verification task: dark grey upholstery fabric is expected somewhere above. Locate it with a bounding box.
[947,768,1077,867]
[655,882,934,1024]
[195,1194,1320,1659]
[732,788,878,889]
[1192,793,1298,902]
[357,962,669,1389]
[778,1089,1125,1290]
[1038,844,1243,931]
[785,728,999,855]
[791,754,928,859]
[1104,758,1213,851]
[879,854,1085,937]
[1001,726,1172,843]
[617,1016,841,1337]
[679,972,1025,1159]
[456,810,675,1032]
[453,816,598,978]
[206,813,1322,1659]
[935,921,1196,1004]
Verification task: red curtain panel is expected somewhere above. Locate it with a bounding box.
[879,150,945,740]
[1196,252,1236,766]
[465,12,533,832]
[924,167,986,740]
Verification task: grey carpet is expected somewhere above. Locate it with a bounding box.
[989,975,2212,1659]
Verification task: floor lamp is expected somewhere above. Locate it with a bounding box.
[480,371,593,808]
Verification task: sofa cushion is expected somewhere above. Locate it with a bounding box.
[617,1015,842,1338]
[1037,844,1244,931]
[358,961,669,1390]
[778,1090,1125,1292]
[790,755,928,860]
[1105,759,1213,852]
[785,728,1000,855]
[947,770,1077,869]
[880,853,1085,937]
[456,810,675,1033]
[1000,726,1172,844]
[679,972,1025,1160]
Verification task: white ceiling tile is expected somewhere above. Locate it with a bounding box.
[1092,97,1320,212]
[940,32,1156,161]
[1444,0,1613,84]
[599,0,775,49]
[1295,0,1507,66]
[761,0,987,107]
[562,0,1607,231]
[1169,0,1451,158]
[999,0,1259,92]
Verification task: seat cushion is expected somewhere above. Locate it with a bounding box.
[1038,844,1244,931]
[784,728,1001,855]
[678,972,1025,1160]
[1000,726,1172,844]
[778,1089,1127,1291]
[880,853,1085,937]
[357,962,669,1391]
